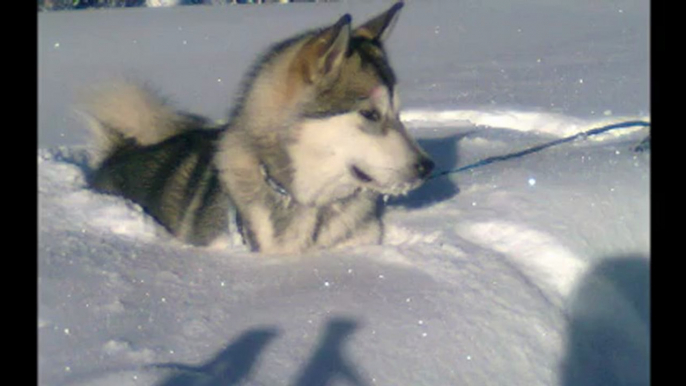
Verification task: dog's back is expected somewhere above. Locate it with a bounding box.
[84,83,231,246]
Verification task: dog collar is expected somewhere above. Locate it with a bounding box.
[259,163,290,198]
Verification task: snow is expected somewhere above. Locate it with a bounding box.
[38,1,650,385]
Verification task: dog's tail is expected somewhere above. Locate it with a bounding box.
[77,81,206,165]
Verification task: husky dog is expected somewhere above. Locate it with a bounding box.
[85,1,434,254]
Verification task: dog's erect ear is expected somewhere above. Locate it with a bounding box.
[297,14,351,84]
[353,1,404,42]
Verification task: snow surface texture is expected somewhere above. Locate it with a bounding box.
[38,1,650,385]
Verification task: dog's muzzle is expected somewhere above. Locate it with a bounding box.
[349,154,435,196]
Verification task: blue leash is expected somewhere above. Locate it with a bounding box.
[429,120,650,179]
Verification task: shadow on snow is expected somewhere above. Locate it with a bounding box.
[560,255,650,386]
[389,133,465,209]
[155,317,369,386]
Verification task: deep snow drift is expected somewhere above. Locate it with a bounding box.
[38,1,650,385]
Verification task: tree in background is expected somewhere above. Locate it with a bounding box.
[38,0,338,10]
[39,0,145,10]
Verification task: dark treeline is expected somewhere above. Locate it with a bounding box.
[39,0,338,11]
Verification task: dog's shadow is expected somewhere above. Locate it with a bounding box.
[389,133,465,209]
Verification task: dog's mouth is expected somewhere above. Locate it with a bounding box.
[349,165,418,197]
[351,165,374,183]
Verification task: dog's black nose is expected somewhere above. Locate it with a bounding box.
[415,157,435,179]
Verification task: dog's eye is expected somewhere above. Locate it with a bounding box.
[359,109,381,122]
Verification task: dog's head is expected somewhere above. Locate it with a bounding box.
[283,2,435,205]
